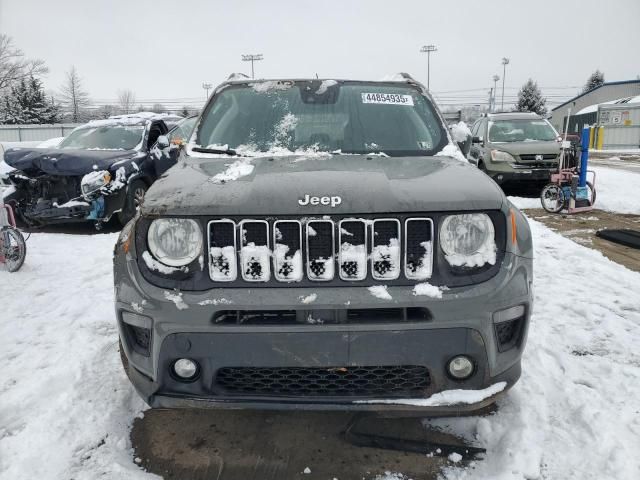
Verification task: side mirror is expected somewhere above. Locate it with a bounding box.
[157,135,170,149]
[472,136,483,144]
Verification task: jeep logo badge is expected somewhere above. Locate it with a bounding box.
[298,194,342,207]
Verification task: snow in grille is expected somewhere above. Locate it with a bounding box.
[306,220,335,281]
[208,220,238,281]
[273,221,303,282]
[240,221,271,282]
[405,219,434,280]
[372,219,401,280]
[339,220,367,281]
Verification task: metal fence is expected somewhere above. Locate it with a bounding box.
[0,124,80,142]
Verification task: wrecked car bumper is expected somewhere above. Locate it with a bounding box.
[115,235,532,413]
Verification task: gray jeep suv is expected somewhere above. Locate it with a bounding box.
[113,76,533,414]
[468,112,560,188]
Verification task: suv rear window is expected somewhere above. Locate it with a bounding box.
[196,81,447,157]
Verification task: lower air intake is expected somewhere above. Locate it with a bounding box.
[214,365,431,397]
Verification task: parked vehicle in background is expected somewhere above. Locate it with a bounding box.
[1,142,41,189]
[3,112,183,228]
[468,112,561,189]
[114,75,533,414]
[148,115,198,177]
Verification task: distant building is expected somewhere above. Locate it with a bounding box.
[549,80,640,133]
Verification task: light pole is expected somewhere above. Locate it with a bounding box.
[202,82,212,99]
[501,57,510,111]
[492,75,500,112]
[420,45,437,91]
[241,54,264,79]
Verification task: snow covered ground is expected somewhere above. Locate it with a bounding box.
[1,165,639,480]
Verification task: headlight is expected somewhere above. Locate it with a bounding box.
[81,170,111,196]
[490,150,516,163]
[147,218,202,267]
[439,214,496,267]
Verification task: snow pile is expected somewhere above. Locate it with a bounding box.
[209,245,237,281]
[368,285,392,301]
[406,241,433,279]
[274,243,303,282]
[250,80,294,93]
[412,282,442,298]
[163,290,188,310]
[240,243,271,281]
[450,121,471,143]
[209,158,254,184]
[316,79,338,94]
[435,143,468,163]
[371,238,401,280]
[299,293,317,304]
[142,250,187,274]
[357,382,506,406]
[0,232,151,479]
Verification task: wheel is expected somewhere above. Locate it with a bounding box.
[117,179,147,226]
[1,227,26,272]
[540,183,565,213]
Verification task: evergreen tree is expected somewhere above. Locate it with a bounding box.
[515,79,547,116]
[0,76,60,124]
[181,106,190,117]
[582,70,605,93]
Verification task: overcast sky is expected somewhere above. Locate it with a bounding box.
[1,0,639,109]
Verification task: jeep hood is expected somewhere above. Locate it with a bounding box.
[4,147,138,176]
[142,154,505,216]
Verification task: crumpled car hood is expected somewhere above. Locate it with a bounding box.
[142,153,505,216]
[4,147,138,176]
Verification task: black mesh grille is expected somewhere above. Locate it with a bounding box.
[373,220,399,246]
[494,318,522,351]
[308,221,333,258]
[519,154,558,161]
[242,221,268,246]
[210,221,235,248]
[215,365,431,397]
[406,219,432,277]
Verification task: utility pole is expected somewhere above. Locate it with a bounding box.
[492,75,500,112]
[202,82,212,99]
[241,54,264,79]
[420,45,437,91]
[501,57,510,111]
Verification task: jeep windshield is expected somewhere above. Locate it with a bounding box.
[488,119,557,143]
[195,80,447,156]
[59,125,145,150]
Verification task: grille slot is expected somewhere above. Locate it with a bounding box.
[306,220,335,281]
[240,220,270,282]
[405,218,434,280]
[519,153,558,161]
[211,308,431,325]
[273,220,303,282]
[372,219,401,280]
[338,219,367,281]
[214,365,431,397]
[208,220,238,281]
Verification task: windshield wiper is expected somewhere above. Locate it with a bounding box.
[191,146,240,156]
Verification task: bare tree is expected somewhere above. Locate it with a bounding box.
[58,66,90,122]
[152,103,166,113]
[117,89,136,114]
[0,34,48,93]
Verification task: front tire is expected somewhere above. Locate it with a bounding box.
[117,179,147,226]
[540,183,565,213]
[1,227,26,272]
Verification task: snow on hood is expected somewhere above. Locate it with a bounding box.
[143,153,503,216]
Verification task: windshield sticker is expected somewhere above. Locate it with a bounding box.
[361,93,414,106]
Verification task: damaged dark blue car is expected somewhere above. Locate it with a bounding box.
[3,113,193,228]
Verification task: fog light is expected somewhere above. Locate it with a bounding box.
[172,358,199,380]
[447,356,474,380]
